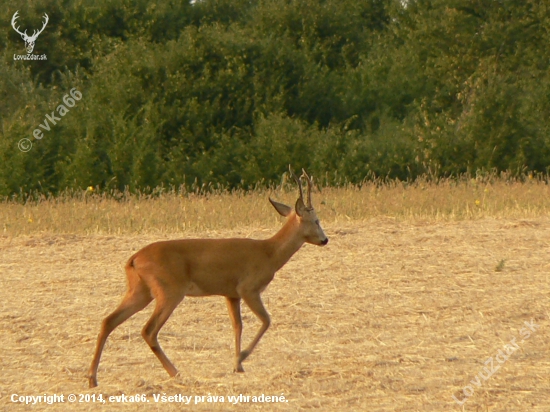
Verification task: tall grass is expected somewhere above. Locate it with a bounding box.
[2,174,549,236]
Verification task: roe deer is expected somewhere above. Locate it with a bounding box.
[88,167,328,387]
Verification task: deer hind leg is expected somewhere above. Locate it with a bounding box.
[141,291,184,378]
[238,293,271,369]
[226,297,244,372]
[88,277,152,388]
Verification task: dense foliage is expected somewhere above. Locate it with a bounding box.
[1,0,549,195]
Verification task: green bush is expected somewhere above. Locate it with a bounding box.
[1,0,549,197]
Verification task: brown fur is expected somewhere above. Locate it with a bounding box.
[87,171,328,387]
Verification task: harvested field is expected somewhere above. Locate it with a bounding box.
[1,216,549,411]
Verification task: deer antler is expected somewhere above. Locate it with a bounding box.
[301,169,313,209]
[288,165,305,204]
[11,11,27,38]
[30,13,49,40]
[11,12,49,40]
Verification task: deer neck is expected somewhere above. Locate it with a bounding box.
[267,214,305,272]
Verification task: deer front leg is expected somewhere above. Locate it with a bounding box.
[226,297,244,372]
[239,293,271,368]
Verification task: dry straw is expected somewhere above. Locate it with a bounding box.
[1,173,549,411]
[2,173,549,236]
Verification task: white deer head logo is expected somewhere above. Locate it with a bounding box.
[11,11,49,54]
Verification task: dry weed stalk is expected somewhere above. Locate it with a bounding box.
[1,175,549,236]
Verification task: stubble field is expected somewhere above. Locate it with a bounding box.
[1,177,549,411]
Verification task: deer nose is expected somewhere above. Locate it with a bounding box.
[321,238,329,246]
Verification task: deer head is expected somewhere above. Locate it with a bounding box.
[269,166,328,246]
[11,11,49,54]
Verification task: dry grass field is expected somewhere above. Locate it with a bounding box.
[1,178,549,411]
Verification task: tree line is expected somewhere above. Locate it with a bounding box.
[0,0,549,196]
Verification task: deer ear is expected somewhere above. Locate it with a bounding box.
[269,198,292,217]
[295,197,307,217]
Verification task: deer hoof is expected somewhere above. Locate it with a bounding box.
[88,376,98,388]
